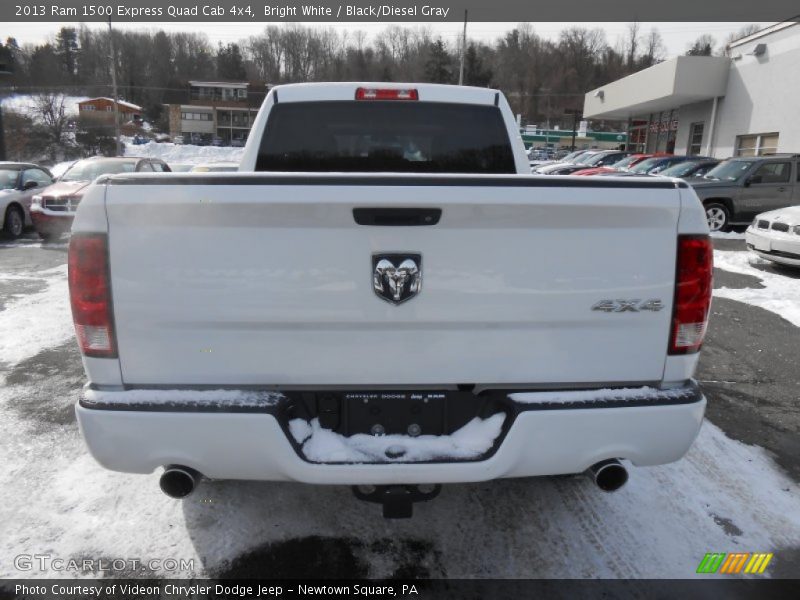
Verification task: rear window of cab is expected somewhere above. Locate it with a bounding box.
[256,101,516,174]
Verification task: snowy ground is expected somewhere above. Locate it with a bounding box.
[713,250,800,327]
[0,235,798,579]
[124,140,244,167]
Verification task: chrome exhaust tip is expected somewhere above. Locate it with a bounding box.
[159,465,200,499]
[588,459,628,492]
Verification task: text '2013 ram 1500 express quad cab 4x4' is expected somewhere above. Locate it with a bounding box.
[70,83,712,517]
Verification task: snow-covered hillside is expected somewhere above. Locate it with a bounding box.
[1,94,90,119]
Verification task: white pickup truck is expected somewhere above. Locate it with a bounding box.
[70,83,712,517]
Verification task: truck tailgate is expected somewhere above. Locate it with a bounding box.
[104,174,681,386]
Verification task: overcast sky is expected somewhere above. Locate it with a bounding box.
[7,21,764,56]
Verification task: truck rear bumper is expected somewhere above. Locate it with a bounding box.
[75,382,705,485]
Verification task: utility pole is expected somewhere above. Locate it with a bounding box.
[0,63,11,161]
[457,10,468,86]
[540,88,551,148]
[108,17,121,157]
[565,108,582,151]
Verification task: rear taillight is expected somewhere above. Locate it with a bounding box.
[669,235,713,355]
[68,233,117,358]
[355,87,418,101]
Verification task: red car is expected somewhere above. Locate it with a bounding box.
[31,156,170,240]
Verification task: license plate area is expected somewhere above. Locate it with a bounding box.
[753,237,771,251]
[286,390,500,437]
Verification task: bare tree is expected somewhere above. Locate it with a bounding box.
[686,35,716,56]
[624,22,640,69]
[721,24,762,56]
[31,92,70,160]
[641,28,666,67]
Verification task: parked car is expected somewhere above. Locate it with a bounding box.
[611,153,664,171]
[49,161,76,180]
[532,150,602,174]
[211,136,225,147]
[592,170,649,177]
[691,154,800,232]
[173,135,185,145]
[579,150,633,169]
[231,138,246,148]
[571,150,606,165]
[572,167,618,176]
[745,207,800,267]
[628,155,706,176]
[0,162,54,238]
[534,163,593,175]
[659,159,721,179]
[190,162,239,172]
[560,149,592,163]
[30,157,171,240]
[70,83,710,518]
[528,147,560,169]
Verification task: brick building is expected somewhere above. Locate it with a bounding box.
[77,97,143,121]
[164,81,265,145]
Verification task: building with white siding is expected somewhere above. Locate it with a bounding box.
[583,21,800,158]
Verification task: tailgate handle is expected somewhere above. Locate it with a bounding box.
[353,208,441,226]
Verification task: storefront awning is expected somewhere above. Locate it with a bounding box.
[583,56,730,120]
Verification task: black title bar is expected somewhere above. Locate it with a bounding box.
[5,0,800,22]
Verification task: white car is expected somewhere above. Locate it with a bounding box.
[0,162,54,238]
[745,207,800,267]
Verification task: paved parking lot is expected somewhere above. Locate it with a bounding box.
[1,234,799,579]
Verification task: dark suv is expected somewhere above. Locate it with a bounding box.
[689,154,799,232]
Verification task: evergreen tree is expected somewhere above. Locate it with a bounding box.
[216,42,246,80]
[464,43,492,87]
[425,38,451,83]
[55,27,79,80]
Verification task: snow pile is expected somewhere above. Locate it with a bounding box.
[1,94,90,119]
[124,140,245,166]
[509,386,692,405]
[0,265,73,382]
[711,231,746,240]
[291,414,506,463]
[83,388,284,409]
[713,250,800,327]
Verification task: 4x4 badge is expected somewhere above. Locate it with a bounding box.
[373,254,422,305]
[592,299,664,313]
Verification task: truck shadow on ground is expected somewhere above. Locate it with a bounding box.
[177,474,671,580]
[180,480,455,579]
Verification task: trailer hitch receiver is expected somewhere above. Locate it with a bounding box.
[352,484,441,518]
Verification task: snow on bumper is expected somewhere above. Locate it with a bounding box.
[75,383,705,485]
